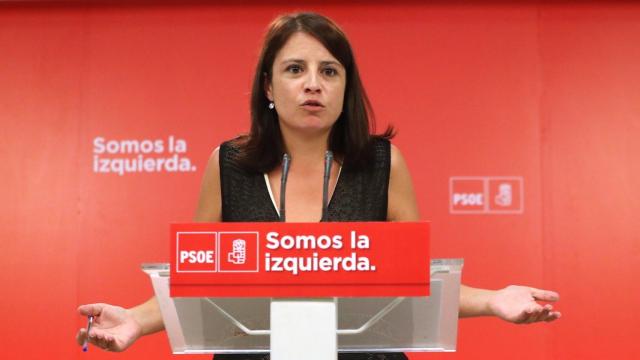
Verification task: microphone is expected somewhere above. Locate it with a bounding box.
[321,150,333,222]
[279,153,291,222]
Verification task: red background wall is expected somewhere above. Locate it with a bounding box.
[1,1,638,359]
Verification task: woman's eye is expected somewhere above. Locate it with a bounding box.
[286,65,303,74]
[323,68,337,76]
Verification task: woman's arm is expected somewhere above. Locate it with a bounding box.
[387,145,561,323]
[387,144,420,222]
[194,147,223,222]
[76,148,224,351]
[459,285,561,323]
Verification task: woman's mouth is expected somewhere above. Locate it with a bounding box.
[301,100,324,111]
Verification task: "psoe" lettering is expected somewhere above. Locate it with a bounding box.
[180,250,215,264]
[452,193,484,206]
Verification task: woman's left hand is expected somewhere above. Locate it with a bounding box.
[488,285,561,324]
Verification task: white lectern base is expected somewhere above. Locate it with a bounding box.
[271,298,337,360]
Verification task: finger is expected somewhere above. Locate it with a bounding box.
[88,327,109,340]
[543,313,558,322]
[92,335,109,351]
[525,309,540,324]
[537,304,558,322]
[517,307,535,324]
[544,311,562,322]
[78,303,108,316]
[554,311,562,319]
[530,288,560,302]
[533,307,551,323]
[104,335,118,351]
[92,331,114,351]
[516,312,530,324]
[524,304,543,324]
[76,328,87,346]
[86,330,100,348]
[98,335,116,351]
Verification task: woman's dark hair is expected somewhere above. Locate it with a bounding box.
[235,12,394,172]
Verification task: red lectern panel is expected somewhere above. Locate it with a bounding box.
[170,222,430,297]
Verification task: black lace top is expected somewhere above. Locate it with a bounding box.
[220,138,390,222]
[215,137,407,360]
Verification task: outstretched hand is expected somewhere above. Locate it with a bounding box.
[76,303,143,352]
[488,285,561,324]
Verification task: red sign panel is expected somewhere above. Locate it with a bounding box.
[170,222,430,297]
[175,232,218,272]
[218,232,259,272]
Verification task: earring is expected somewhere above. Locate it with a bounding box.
[268,102,275,110]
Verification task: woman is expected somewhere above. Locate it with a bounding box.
[76,12,561,357]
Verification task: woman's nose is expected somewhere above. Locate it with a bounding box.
[304,72,321,93]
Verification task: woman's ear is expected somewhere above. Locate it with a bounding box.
[264,72,273,101]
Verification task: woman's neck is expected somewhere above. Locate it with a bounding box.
[280,128,332,166]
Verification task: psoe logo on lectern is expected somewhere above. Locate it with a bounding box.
[219,232,259,272]
[176,232,218,272]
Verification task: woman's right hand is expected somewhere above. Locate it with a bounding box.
[76,303,143,352]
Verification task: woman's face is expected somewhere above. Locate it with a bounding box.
[266,32,346,136]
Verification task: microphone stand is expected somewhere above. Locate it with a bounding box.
[321,150,333,222]
[279,153,291,222]
[278,150,333,222]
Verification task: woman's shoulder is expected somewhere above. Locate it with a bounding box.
[370,136,390,149]
[368,136,404,166]
[365,136,391,170]
[218,136,249,165]
[219,137,243,155]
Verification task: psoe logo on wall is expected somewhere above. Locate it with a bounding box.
[176,231,259,273]
[449,176,523,214]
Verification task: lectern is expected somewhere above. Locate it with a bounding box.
[143,222,463,359]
